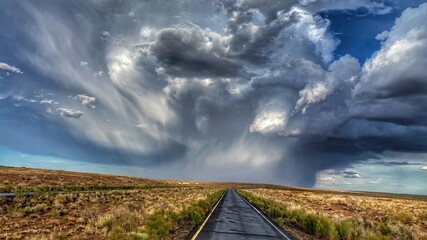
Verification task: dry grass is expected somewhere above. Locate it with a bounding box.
[2,166,426,240]
[0,187,220,239]
[0,166,225,239]
[244,188,427,239]
[0,166,168,193]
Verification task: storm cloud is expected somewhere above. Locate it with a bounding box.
[0,0,426,187]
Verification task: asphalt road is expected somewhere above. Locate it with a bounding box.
[195,190,293,240]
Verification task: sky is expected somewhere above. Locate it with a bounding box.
[0,0,427,195]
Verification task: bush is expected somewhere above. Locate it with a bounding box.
[20,203,48,216]
[145,211,172,240]
[395,213,413,224]
[183,205,205,226]
[337,220,356,240]
[379,223,391,236]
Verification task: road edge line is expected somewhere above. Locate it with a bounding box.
[238,191,293,240]
[191,190,227,240]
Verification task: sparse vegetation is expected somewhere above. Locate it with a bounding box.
[98,189,224,240]
[0,166,168,193]
[1,166,426,240]
[239,189,426,239]
[1,183,223,239]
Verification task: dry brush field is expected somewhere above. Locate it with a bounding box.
[0,166,165,192]
[0,167,224,240]
[2,166,427,240]
[0,187,222,239]
[243,188,427,239]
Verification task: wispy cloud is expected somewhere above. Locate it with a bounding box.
[0,62,23,74]
[74,94,96,108]
[57,108,84,119]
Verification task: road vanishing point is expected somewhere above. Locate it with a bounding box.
[193,190,293,240]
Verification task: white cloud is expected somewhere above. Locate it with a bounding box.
[80,61,89,68]
[295,81,331,114]
[421,166,427,171]
[140,26,157,41]
[279,7,339,63]
[250,111,287,135]
[94,71,103,77]
[342,172,361,178]
[318,176,336,181]
[101,30,127,45]
[40,99,54,104]
[0,62,23,74]
[355,3,427,99]
[294,55,360,114]
[57,108,84,118]
[74,94,96,108]
[107,47,135,85]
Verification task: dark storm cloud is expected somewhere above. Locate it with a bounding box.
[221,0,303,64]
[1,0,427,187]
[241,0,297,23]
[350,3,427,132]
[327,170,361,178]
[366,161,424,166]
[349,98,427,127]
[151,27,242,78]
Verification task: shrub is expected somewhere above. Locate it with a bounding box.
[145,211,172,240]
[275,217,284,226]
[337,220,356,240]
[184,205,205,226]
[395,212,413,224]
[379,223,391,236]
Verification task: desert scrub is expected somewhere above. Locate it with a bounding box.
[0,180,176,194]
[0,182,13,193]
[244,188,427,239]
[0,166,167,191]
[99,206,141,240]
[238,190,421,240]
[144,189,225,239]
[20,203,48,216]
[98,189,225,240]
[1,187,218,239]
